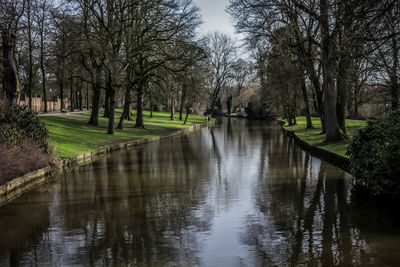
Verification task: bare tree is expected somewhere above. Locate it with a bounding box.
[367,2,400,111]
[36,0,52,112]
[205,32,236,115]
[182,63,208,124]
[229,0,399,140]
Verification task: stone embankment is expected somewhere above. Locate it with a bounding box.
[0,121,214,206]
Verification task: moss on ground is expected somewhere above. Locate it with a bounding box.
[283,117,367,158]
[41,110,207,159]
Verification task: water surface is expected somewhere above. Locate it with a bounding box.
[1,118,400,266]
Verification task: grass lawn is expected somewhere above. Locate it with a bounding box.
[283,117,367,158]
[227,113,246,118]
[40,110,207,159]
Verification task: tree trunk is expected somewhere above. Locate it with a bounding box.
[40,43,47,112]
[88,67,101,126]
[322,53,343,141]
[78,83,83,110]
[336,1,354,134]
[27,0,33,109]
[39,5,47,113]
[2,30,20,104]
[184,107,190,124]
[59,70,65,111]
[209,88,220,116]
[88,84,100,126]
[117,109,126,130]
[75,89,78,109]
[108,88,115,134]
[179,87,186,121]
[301,74,313,129]
[86,83,90,110]
[70,70,74,112]
[134,85,145,128]
[170,94,175,120]
[149,92,153,118]
[117,86,132,129]
[125,104,132,120]
[321,0,346,141]
[336,56,350,134]
[103,82,110,118]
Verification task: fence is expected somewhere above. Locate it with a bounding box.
[19,96,69,113]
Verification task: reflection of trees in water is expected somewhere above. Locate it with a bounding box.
[3,119,400,266]
[240,130,393,266]
[227,118,234,139]
[77,140,215,265]
[209,118,271,210]
[1,134,216,266]
[0,184,52,266]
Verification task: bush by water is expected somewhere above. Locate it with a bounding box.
[347,111,400,196]
[0,100,56,185]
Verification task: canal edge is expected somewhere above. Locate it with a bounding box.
[280,126,351,172]
[0,120,215,206]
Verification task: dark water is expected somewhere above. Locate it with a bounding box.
[1,118,400,266]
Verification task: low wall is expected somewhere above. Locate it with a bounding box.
[0,120,215,206]
[281,128,351,172]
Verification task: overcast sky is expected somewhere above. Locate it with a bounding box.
[193,0,237,36]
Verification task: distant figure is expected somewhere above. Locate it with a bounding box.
[206,114,211,121]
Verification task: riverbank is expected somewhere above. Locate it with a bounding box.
[281,117,367,171]
[41,110,208,158]
[0,110,213,205]
[282,117,367,157]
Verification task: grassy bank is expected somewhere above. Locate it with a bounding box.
[41,110,207,159]
[283,117,367,158]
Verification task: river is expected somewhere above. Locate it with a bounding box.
[1,118,400,266]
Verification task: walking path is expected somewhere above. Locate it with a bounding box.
[37,110,90,117]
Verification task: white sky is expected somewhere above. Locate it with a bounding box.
[193,0,248,58]
[193,0,237,37]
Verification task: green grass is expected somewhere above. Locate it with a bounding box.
[40,110,207,159]
[227,112,246,118]
[283,117,367,158]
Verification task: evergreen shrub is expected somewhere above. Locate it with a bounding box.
[347,111,400,195]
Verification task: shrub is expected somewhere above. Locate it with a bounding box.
[0,142,56,185]
[0,101,49,153]
[347,111,400,195]
[0,100,58,185]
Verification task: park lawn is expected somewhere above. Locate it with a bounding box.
[283,117,367,158]
[40,110,207,159]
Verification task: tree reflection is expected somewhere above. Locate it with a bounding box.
[0,133,216,265]
[2,119,400,266]
[0,186,52,266]
[240,131,398,266]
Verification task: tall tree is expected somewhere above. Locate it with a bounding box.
[0,0,25,104]
[36,0,51,112]
[206,32,236,115]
